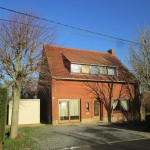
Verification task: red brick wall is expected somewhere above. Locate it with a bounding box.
[51,79,136,123]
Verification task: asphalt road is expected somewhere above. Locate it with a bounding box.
[62,139,150,150]
[29,124,150,150]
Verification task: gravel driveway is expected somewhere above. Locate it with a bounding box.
[28,124,150,150]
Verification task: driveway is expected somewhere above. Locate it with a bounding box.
[29,124,150,150]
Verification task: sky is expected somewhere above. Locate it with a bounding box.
[0,0,149,68]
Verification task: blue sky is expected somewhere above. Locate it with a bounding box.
[0,0,149,67]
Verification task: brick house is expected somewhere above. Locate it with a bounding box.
[39,45,139,125]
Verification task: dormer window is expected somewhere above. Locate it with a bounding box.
[90,66,99,75]
[71,63,117,76]
[71,64,81,73]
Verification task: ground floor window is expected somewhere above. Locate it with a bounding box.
[59,99,80,122]
[86,102,89,112]
[70,100,80,120]
[59,101,69,121]
[113,99,129,111]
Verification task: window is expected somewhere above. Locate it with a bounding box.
[71,64,81,73]
[82,65,90,74]
[71,63,117,77]
[108,68,115,76]
[59,99,80,122]
[70,100,80,120]
[113,99,120,111]
[59,101,69,121]
[120,99,129,111]
[113,99,129,111]
[99,66,107,75]
[91,66,99,75]
[94,100,100,116]
[86,102,89,112]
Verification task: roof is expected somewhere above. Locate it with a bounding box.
[44,45,135,82]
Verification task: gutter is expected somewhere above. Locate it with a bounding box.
[52,76,137,84]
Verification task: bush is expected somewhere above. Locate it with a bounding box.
[0,87,7,149]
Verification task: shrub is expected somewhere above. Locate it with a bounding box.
[0,87,7,149]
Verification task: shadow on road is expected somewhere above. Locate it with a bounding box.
[54,126,150,150]
[97,121,150,133]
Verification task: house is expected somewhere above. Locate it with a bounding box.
[39,45,140,125]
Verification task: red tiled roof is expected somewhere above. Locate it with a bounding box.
[44,45,135,82]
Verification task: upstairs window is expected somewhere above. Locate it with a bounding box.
[82,65,90,74]
[108,67,115,76]
[71,64,81,73]
[99,66,107,75]
[70,63,117,76]
[90,66,99,75]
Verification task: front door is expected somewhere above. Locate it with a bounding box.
[94,100,100,121]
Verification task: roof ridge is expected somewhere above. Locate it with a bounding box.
[45,44,108,54]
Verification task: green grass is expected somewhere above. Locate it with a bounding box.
[4,137,31,150]
[4,126,41,150]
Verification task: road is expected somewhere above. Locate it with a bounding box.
[29,124,150,150]
[61,138,150,150]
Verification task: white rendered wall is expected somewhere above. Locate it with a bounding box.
[8,99,40,125]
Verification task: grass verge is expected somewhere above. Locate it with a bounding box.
[4,126,40,150]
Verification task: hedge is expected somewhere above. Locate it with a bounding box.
[0,87,7,149]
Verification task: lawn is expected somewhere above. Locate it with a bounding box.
[4,125,51,150]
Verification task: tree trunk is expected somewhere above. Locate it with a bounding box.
[107,110,112,123]
[10,87,21,139]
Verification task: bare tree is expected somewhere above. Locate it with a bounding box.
[141,92,150,119]
[21,77,38,99]
[129,27,150,91]
[0,13,56,139]
[85,81,135,122]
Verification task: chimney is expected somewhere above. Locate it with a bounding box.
[108,49,115,56]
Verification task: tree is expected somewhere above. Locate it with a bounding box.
[85,81,135,122]
[21,77,38,99]
[128,27,150,91]
[141,92,150,112]
[0,13,55,139]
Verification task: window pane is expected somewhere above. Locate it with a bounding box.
[94,100,99,116]
[82,65,90,74]
[70,100,79,120]
[113,100,119,110]
[121,100,129,111]
[108,68,115,75]
[113,99,120,111]
[99,66,107,75]
[71,64,81,73]
[91,66,99,75]
[59,101,69,120]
